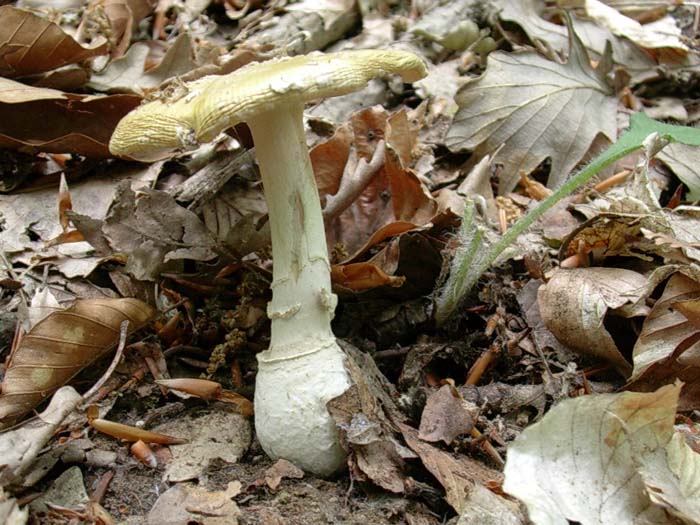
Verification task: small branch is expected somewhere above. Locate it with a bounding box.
[322,140,386,221]
[81,320,129,405]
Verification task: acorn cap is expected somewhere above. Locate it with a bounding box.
[109,49,427,161]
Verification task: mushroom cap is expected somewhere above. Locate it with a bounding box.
[109,49,427,161]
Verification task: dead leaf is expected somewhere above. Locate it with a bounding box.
[147,482,241,525]
[0,77,140,157]
[154,409,251,483]
[503,384,693,525]
[400,423,502,514]
[627,272,700,410]
[89,418,185,444]
[331,262,405,291]
[0,387,83,488]
[0,298,155,429]
[73,182,222,281]
[88,32,198,93]
[446,15,617,192]
[418,384,476,445]
[538,267,649,376]
[496,0,655,82]
[584,0,686,51]
[79,0,155,58]
[0,6,108,78]
[263,459,304,490]
[312,106,437,255]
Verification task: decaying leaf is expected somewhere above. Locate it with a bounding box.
[0,6,108,78]
[0,387,83,488]
[446,16,617,192]
[503,384,696,525]
[147,481,241,525]
[538,267,649,376]
[583,0,686,51]
[400,422,503,515]
[418,384,476,445]
[88,32,198,93]
[78,0,155,59]
[627,272,700,410]
[0,77,140,157]
[312,106,437,255]
[0,298,155,430]
[263,459,304,491]
[73,183,222,281]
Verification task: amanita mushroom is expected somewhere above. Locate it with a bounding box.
[110,50,427,475]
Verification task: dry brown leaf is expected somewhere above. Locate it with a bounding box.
[263,459,304,491]
[538,267,650,376]
[0,298,155,430]
[627,273,700,410]
[89,418,185,444]
[399,422,502,514]
[0,6,108,78]
[0,77,140,157]
[331,262,405,291]
[79,0,155,58]
[418,384,476,445]
[311,106,436,255]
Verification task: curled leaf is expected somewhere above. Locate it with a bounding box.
[90,418,185,444]
[0,298,155,430]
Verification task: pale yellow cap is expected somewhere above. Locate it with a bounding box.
[109,49,427,161]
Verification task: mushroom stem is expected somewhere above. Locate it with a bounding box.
[248,105,351,475]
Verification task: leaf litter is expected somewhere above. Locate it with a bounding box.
[1,1,700,524]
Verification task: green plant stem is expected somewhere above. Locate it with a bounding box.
[435,112,700,326]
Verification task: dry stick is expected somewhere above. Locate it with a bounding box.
[81,320,130,405]
[322,140,386,221]
[465,343,505,465]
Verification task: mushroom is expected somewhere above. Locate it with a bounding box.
[109,49,427,476]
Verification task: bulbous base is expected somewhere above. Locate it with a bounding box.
[254,339,351,476]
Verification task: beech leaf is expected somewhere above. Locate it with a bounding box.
[503,384,696,525]
[0,298,155,430]
[0,6,108,78]
[445,18,617,193]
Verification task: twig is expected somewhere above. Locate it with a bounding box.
[323,140,386,221]
[81,320,130,405]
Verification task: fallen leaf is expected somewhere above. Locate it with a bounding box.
[0,387,83,488]
[88,32,198,93]
[658,142,700,201]
[0,298,155,429]
[496,0,655,82]
[400,423,502,514]
[312,106,436,255]
[263,459,304,490]
[503,384,693,525]
[0,6,108,78]
[75,182,222,281]
[147,482,241,525]
[627,272,700,410]
[154,409,252,482]
[79,0,154,58]
[584,0,686,51]
[89,418,185,444]
[0,487,27,525]
[418,384,476,445]
[446,17,617,192]
[538,267,649,376]
[331,262,405,291]
[0,77,140,157]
